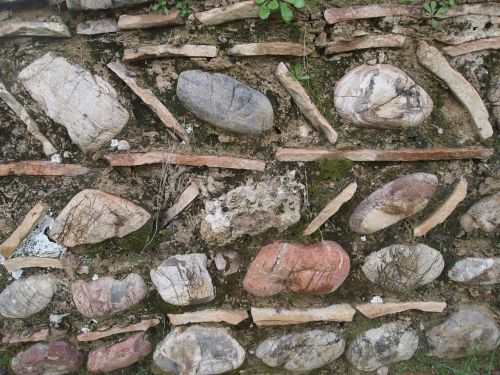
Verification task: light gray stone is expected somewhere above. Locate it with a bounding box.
[153,326,245,374]
[426,308,499,359]
[18,52,129,152]
[150,253,215,306]
[176,70,274,134]
[256,330,345,371]
[76,18,117,35]
[66,0,149,10]
[460,192,500,233]
[448,257,500,285]
[347,322,419,371]
[0,21,70,38]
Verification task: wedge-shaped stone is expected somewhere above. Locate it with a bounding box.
[362,243,444,292]
[153,326,245,374]
[334,64,433,129]
[0,274,57,318]
[76,19,117,35]
[349,173,438,234]
[448,257,500,285]
[460,192,499,233]
[118,10,184,30]
[256,330,345,371]
[176,70,274,134]
[150,253,215,306]
[49,189,150,247]
[0,21,70,38]
[194,0,258,26]
[19,52,129,152]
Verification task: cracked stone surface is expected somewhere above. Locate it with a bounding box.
[460,192,500,234]
[71,273,147,318]
[349,173,438,234]
[150,253,215,306]
[153,326,245,375]
[49,189,151,247]
[347,322,419,371]
[362,243,444,292]
[334,64,433,129]
[243,241,350,297]
[200,171,303,245]
[18,52,129,152]
[448,257,500,285]
[0,274,57,319]
[256,330,345,371]
[176,70,274,134]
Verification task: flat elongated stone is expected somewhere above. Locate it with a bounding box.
[244,241,350,297]
[194,0,258,26]
[176,70,274,134]
[334,64,433,129]
[325,34,405,54]
[168,309,248,326]
[66,0,149,10]
[11,341,84,375]
[362,243,444,292]
[77,318,160,341]
[227,43,314,57]
[71,273,147,318]
[460,192,500,233]
[76,19,117,35]
[87,332,152,373]
[49,189,150,247]
[435,15,500,45]
[0,274,57,318]
[256,330,345,371]
[349,173,438,234]
[356,301,447,318]
[448,257,500,285]
[150,253,215,306]
[347,322,419,371]
[443,36,500,56]
[426,308,499,359]
[0,21,70,38]
[153,326,245,374]
[123,44,218,62]
[19,52,129,152]
[118,10,184,30]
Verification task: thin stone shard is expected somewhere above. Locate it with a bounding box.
[227,43,314,57]
[356,301,447,318]
[442,37,500,56]
[77,318,160,342]
[0,161,91,177]
[161,181,200,227]
[325,34,405,54]
[123,44,218,62]
[168,309,249,325]
[194,0,259,26]
[0,21,70,38]
[118,10,184,30]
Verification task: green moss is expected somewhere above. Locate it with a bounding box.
[314,159,353,180]
[0,352,10,368]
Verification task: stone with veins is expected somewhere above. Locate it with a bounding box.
[448,257,500,285]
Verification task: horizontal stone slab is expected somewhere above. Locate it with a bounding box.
[123,44,218,62]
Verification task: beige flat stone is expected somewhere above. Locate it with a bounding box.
[356,301,447,318]
[194,0,258,26]
[227,43,313,57]
[118,10,184,30]
[168,309,248,325]
[251,304,355,326]
[325,34,405,54]
[443,37,500,56]
[123,44,218,62]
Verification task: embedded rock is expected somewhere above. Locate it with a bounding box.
[243,241,350,297]
[0,21,70,38]
[334,64,433,129]
[150,253,215,306]
[448,257,500,285]
[87,332,152,373]
[18,52,129,152]
[200,172,303,245]
[76,19,117,35]
[66,0,149,10]
[256,330,345,371]
[49,189,151,247]
[71,273,147,318]
[153,326,245,374]
[0,274,57,319]
[176,70,274,134]
[347,322,419,371]
[362,243,444,292]
[426,308,499,359]
[349,173,438,234]
[11,341,84,375]
[460,192,500,233]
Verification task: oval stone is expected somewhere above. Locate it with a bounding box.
[0,274,57,319]
[334,64,433,128]
[362,243,444,292]
[243,241,350,297]
[448,257,500,285]
[176,70,274,134]
[153,326,245,375]
[460,192,499,233]
[71,273,147,318]
[347,322,419,371]
[256,330,345,371]
[349,173,438,234]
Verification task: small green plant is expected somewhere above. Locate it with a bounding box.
[175,0,192,17]
[423,0,456,28]
[151,0,170,14]
[288,63,310,81]
[256,0,305,23]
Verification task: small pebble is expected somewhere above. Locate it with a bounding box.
[117,140,131,151]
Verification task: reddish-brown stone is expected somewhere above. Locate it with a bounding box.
[11,341,84,375]
[87,332,152,373]
[243,241,350,297]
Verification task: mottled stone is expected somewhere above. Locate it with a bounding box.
[150,253,215,306]
[76,19,117,35]
[11,341,84,375]
[334,64,433,128]
[244,241,350,297]
[153,326,245,374]
[347,322,419,371]
[256,330,345,371]
[0,21,71,38]
[426,308,499,359]
[349,173,438,234]
[87,332,152,373]
[49,189,151,247]
[460,192,500,233]
[448,257,500,285]
[176,70,274,134]
[66,0,148,10]
[71,273,147,318]
[0,274,57,319]
[200,172,303,245]
[362,243,444,292]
